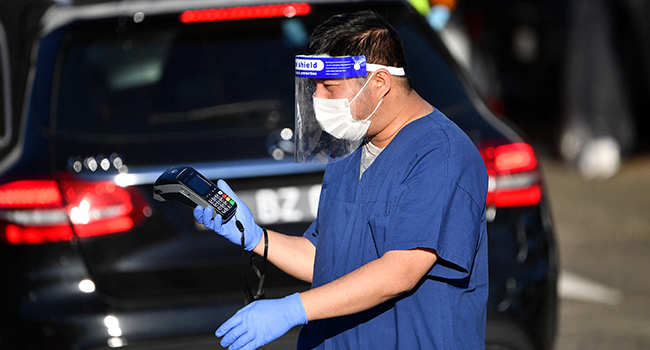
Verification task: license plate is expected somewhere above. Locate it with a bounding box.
[196,184,321,227]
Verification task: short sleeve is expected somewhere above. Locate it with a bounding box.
[303,218,319,246]
[380,151,486,280]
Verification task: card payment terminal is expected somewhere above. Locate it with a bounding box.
[153,166,237,222]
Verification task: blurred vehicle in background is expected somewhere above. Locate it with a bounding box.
[0,0,557,349]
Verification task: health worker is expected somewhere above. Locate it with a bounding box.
[194,10,489,350]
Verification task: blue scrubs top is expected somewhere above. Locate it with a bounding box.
[298,110,489,350]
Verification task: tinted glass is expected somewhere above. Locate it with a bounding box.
[0,22,8,146]
[55,17,307,165]
[51,3,486,168]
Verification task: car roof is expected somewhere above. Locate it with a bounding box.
[40,0,398,35]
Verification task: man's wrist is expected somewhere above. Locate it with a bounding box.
[248,226,265,252]
[289,292,308,325]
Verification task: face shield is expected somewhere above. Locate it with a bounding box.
[294,55,405,163]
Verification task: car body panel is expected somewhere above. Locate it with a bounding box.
[0,1,557,349]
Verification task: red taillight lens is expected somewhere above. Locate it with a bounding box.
[480,143,542,208]
[0,180,62,208]
[180,3,311,23]
[493,143,537,174]
[5,224,73,245]
[0,180,73,244]
[0,177,148,244]
[59,180,147,238]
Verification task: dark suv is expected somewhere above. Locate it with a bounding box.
[0,1,557,349]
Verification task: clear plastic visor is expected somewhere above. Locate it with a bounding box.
[294,55,404,163]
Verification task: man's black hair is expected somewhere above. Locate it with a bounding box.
[305,10,409,69]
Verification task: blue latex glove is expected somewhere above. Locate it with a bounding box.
[216,293,308,350]
[193,179,263,251]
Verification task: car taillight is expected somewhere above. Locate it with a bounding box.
[480,143,542,208]
[180,3,311,23]
[0,177,148,244]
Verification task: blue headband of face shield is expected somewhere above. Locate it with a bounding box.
[295,55,405,79]
[293,55,406,164]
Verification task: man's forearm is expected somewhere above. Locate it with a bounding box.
[251,229,316,283]
[299,248,437,321]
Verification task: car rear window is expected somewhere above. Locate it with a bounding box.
[49,3,484,167]
[55,17,302,137]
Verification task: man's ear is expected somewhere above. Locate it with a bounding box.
[371,69,392,99]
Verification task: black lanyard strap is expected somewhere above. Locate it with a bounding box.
[237,221,268,304]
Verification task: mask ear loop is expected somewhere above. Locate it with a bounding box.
[349,70,379,104]
[364,98,384,122]
[355,69,388,121]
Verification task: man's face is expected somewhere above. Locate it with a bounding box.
[313,77,374,121]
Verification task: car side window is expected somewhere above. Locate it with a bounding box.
[394,21,468,110]
[0,21,10,149]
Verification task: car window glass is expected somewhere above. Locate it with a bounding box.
[394,22,468,110]
[55,18,308,138]
[0,21,10,148]
[394,20,495,141]
[48,3,491,167]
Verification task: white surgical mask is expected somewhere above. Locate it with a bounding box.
[313,71,384,141]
